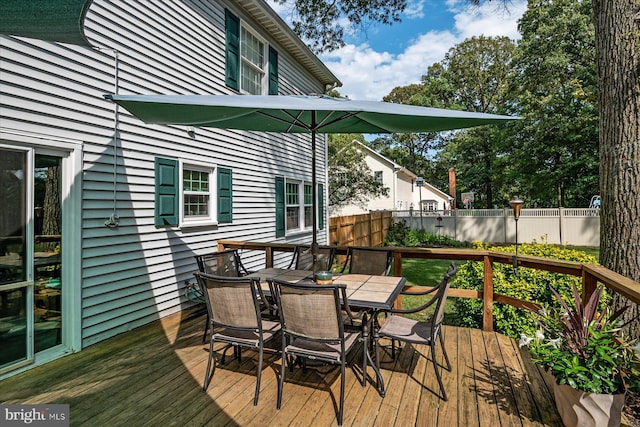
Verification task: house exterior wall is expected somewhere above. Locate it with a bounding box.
[0,0,332,352]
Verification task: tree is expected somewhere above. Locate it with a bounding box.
[327,134,389,213]
[512,0,598,208]
[275,0,406,53]
[592,0,640,337]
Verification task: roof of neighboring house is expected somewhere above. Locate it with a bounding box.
[351,140,451,201]
[237,0,341,89]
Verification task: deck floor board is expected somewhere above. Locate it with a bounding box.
[0,308,561,426]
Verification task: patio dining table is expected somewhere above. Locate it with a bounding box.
[247,267,407,397]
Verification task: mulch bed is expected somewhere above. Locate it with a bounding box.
[624,389,640,427]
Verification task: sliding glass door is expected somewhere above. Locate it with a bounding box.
[0,146,65,372]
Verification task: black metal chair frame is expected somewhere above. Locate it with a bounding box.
[340,246,394,276]
[375,262,457,401]
[195,272,280,406]
[270,279,365,425]
[193,249,251,342]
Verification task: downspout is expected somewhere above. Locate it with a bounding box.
[103,48,120,228]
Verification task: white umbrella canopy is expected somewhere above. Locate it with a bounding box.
[105,93,518,271]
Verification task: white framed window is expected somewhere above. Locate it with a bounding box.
[180,160,217,227]
[374,171,383,184]
[240,25,267,94]
[285,179,314,233]
[304,183,313,228]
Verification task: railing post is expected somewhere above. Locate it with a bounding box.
[582,268,597,308]
[483,255,494,332]
[265,247,273,268]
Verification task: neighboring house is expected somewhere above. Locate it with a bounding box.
[331,141,451,216]
[0,0,339,377]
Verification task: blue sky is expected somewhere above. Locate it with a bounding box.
[269,0,527,101]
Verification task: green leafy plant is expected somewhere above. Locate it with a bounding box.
[453,239,603,338]
[520,284,639,394]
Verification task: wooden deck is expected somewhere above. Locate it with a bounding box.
[0,308,564,426]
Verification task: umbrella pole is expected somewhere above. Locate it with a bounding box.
[311,112,318,278]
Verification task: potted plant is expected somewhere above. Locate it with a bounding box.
[519,283,640,427]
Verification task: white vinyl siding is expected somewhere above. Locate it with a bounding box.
[0,0,329,352]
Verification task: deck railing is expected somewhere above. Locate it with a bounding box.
[217,240,640,332]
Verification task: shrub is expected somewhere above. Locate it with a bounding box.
[385,220,468,248]
[452,238,601,339]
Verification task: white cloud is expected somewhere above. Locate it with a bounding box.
[405,0,427,19]
[321,0,527,101]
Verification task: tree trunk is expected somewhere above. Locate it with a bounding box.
[42,165,61,252]
[594,0,640,338]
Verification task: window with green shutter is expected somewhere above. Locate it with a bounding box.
[226,8,278,95]
[154,158,179,227]
[156,158,232,228]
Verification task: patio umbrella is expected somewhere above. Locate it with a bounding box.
[0,0,94,47]
[105,93,518,271]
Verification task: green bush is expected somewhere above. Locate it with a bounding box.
[452,239,601,339]
[385,220,468,248]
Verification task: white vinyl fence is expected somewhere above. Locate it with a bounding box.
[392,208,600,246]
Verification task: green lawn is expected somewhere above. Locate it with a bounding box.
[397,258,458,323]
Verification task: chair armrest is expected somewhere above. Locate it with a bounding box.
[379,292,439,316]
[400,286,438,297]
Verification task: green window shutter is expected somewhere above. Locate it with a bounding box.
[217,167,233,223]
[154,158,179,227]
[318,183,325,230]
[275,176,285,237]
[225,9,240,90]
[268,47,278,95]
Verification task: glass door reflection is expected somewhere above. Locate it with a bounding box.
[33,155,62,353]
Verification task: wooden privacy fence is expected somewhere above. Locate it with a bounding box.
[217,240,640,333]
[329,211,393,247]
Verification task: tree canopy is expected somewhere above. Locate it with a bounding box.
[327,133,389,213]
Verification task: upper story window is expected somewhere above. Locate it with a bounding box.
[374,171,383,184]
[226,9,278,95]
[240,27,266,94]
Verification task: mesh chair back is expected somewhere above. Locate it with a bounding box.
[195,250,243,277]
[345,247,393,275]
[196,273,260,329]
[272,280,342,340]
[293,246,335,271]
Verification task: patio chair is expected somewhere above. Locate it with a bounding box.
[375,262,457,401]
[340,246,394,276]
[270,279,365,426]
[286,245,336,271]
[194,249,250,277]
[193,249,252,342]
[194,272,280,405]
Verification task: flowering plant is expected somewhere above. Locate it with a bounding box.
[519,283,639,395]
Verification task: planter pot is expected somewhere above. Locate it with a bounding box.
[553,382,625,427]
